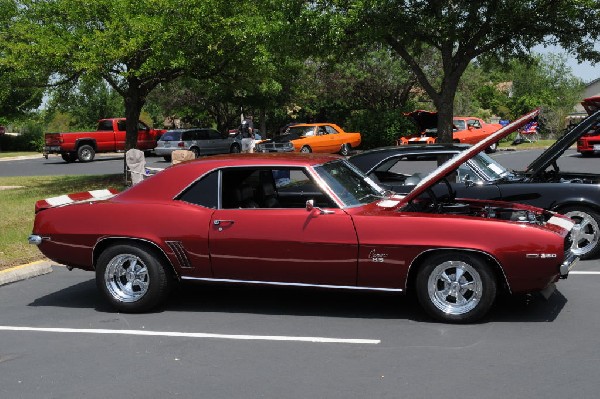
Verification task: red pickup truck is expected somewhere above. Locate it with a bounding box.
[44,118,166,162]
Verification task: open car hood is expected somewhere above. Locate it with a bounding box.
[524,96,600,177]
[398,108,541,207]
[405,110,438,131]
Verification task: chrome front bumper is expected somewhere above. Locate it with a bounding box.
[560,251,579,278]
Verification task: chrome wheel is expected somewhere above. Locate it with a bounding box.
[565,209,600,258]
[427,260,483,316]
[300,146,312,153]
[104,254,149,303]
[339,143,350,156]
[486,142,498,153]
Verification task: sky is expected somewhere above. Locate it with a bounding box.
[534,44,600,83]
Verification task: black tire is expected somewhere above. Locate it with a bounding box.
[416,252,497,323]
[163,155,172,162]
[580,152,594,157]
[561,206,600,259]
[300,145,312,153]
[77,144,95,162]
[96,243,172,313]
[190,147,200,158]
[230,143,241,153]
[339,143,351,156]
[485,142,498,153]
[61,152,77,163]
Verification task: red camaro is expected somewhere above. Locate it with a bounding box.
[29,109,579,323]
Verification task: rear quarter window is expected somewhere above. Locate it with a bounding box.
[177,171,219,208]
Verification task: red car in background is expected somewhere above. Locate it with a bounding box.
[399,111,503,153]
[578,96,600,156]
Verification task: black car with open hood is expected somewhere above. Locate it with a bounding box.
[349,101,600,259]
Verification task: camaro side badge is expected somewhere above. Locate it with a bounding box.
[526,253,557,259]
[369,249,388,263]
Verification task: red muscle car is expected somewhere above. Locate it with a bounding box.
[577,96,600,156]
[29,109,579,323]
[399,111,503,153]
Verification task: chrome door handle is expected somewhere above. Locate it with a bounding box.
[213,220,234,225]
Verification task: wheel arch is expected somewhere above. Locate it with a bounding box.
[75,138,97,150]
[552,201,600,215]
[404,248,510,296]
[93,237,180,280]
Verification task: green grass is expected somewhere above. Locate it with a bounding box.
[0,151,40,158]
[0,174,126,270]
[499,139,555,149]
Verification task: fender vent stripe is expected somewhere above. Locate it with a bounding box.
[166,241,192,268]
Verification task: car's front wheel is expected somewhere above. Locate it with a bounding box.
[485,141,498,153]
[300,145,312,153]
[339,143,351,156]
[96,243,172,313]
[416,252,496,323]
[562,206,600,259]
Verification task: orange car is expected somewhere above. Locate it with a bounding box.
[399,111,502,153]
[255,123,361,156]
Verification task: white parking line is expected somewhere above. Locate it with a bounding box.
[0,326,380,345]
[570,271,600,275]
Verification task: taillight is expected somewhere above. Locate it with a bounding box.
[178,141,184,147]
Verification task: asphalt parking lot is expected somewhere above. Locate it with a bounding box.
[1,259,599,398]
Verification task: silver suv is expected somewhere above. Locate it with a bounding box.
[155,128,241,161]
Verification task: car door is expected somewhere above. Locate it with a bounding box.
[207,129,228,154]
[136,121,155,150]
[208,167,359,286]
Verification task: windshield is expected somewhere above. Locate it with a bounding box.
[287,126,316,137]
[314,160,385,207]
[469,152,511,181]
[453,119,466,131]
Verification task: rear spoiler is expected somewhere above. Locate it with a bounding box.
[35,188,119,213]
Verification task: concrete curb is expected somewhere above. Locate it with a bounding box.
[0,260,53,286]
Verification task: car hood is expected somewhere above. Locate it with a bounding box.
[398,108,540,207]
[524,96,600,177]
[405,110,438,131]
[264,133,300,144]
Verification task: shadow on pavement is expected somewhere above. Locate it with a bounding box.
[28,275,568,323]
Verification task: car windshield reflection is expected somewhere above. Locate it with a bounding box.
[314,160,385,207]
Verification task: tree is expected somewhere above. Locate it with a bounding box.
[6,0,270,150]
[314,0,600,143]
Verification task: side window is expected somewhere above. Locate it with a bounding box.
[220,167,336,209]
[177,171,219,208]
[98,120,114,131]
[181,131,193,141]
[208,129,222,139]
[468,119,482,129]
[197,130,209,140]
[325,126,338,134]
[137,122,148,131]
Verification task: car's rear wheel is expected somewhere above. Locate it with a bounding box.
[230,143,241,153]
[485,142,498,153]
[163,155,172,162]
[96,243,172,313]
[339,143,351,156]
[77,145,95,162]
[300,145,312,153]
[562,206,600,259]
[416,252,496,323]
[61,152,77,163]
[190,147,200,158]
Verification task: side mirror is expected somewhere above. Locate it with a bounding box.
[306,200,334,215]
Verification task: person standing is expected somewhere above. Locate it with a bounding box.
[240,115,255,153]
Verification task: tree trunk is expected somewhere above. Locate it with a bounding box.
[260,108,267,138]
[123,81,146,184]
